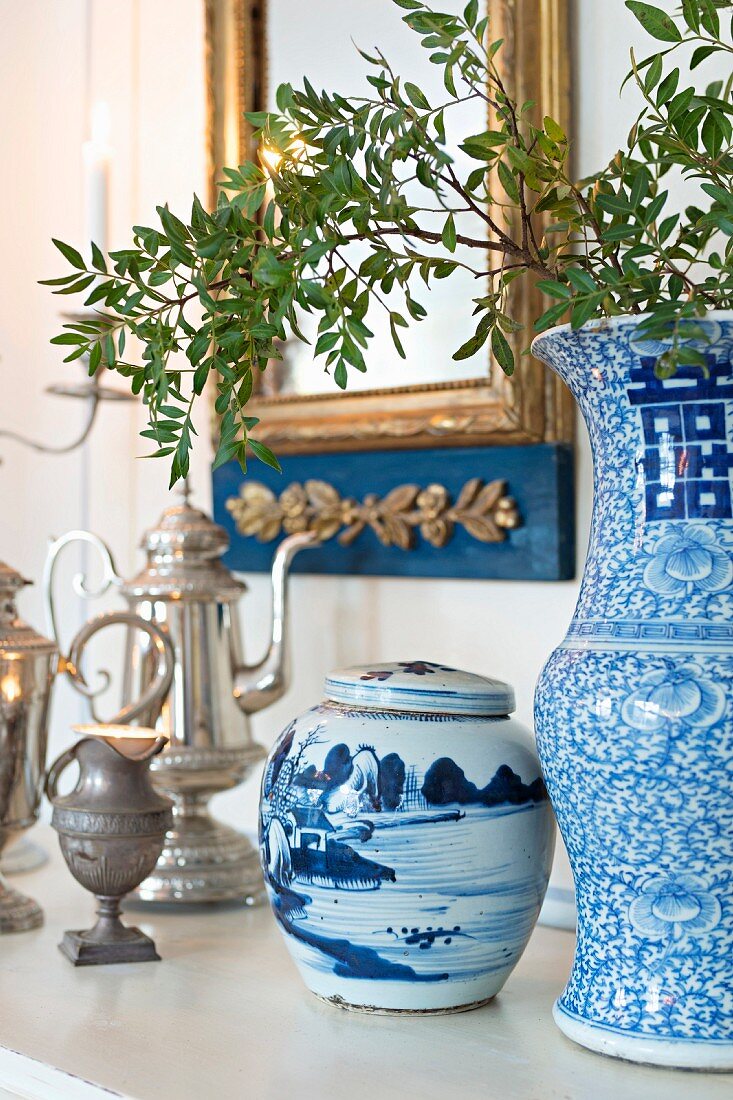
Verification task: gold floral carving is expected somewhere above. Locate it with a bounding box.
[225,479,521,550]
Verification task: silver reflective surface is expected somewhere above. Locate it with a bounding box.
[43,495,313,905]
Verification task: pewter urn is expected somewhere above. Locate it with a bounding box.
[46,487,314,905]
[47,727,173,964]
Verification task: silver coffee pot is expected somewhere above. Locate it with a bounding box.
[45,486,314,905]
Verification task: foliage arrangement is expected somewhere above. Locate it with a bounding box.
[45,0,733,483]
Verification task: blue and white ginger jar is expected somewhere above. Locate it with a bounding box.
[533,313,733,1070]
[259,660,554,1014]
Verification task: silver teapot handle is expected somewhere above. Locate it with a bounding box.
[63,611,174,726]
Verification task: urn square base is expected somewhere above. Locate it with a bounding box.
[59,926,161,966]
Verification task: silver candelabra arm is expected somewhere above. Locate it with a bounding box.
[43,529,123,667]
[43,531,172,723]
[64,611,174,726]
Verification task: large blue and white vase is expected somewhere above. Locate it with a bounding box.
[533,313,733,1069]
[259,662,555,1013]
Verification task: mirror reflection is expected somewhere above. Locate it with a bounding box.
[262,0,490,398]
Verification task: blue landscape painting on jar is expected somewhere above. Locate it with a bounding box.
[259,700,554,1012]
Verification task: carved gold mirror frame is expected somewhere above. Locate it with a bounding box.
[205,0,573,456]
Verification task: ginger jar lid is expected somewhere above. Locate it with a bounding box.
[324,661,515,716]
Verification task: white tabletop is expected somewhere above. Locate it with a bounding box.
[0,827,730,1100]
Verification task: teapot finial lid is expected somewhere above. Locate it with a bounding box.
[0,561,57,656]
[0,561,30,596]
[122,497,246,602]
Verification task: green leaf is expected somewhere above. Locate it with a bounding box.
[698,0,719,37]
[212,441,240,471]
[625,2,682,42]
[570,296,600,329]
[441,212,457,253]
[491,326,515,376]
[38,274,79,286]
[52,239,85,270]
[566,268,597,293]
[643,53,664,92]
[656,67,679,104]
[88,342,102,372]
[535,301,571,332]
[90,242,107,272]
[543,115,566,143]
[334,360,348,388]
[497,159,520,204]
[237,369,254,406]
[681,0,700,31]
[463,0,478,28]
[157,205,189,243]
[595,192,633,215]
[702,110,727,158]
[54,274,96,295]
[452,326,490,361]
[629,169,650,208]
[602,222,643,242]
[196,228,228,258]
[404,82,430,111]
[691,44,716,69]
[389,313,407,359]
[315,331,340,356]
[536,279,572,300]
[193,361,210,395]
[50,333,86,346]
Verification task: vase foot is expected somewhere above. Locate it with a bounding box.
[132,816,265,906]
[316,993,495,1016]
[555,1003,733,1071]
[0,876,44,933]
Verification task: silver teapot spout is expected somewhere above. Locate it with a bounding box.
[232,531,317,715]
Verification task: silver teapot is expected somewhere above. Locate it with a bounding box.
[45,486,314,905]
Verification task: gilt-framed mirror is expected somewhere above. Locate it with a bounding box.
[207,0,575,580]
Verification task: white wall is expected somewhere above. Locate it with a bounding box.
[0,1,696,898]
[0,0,210,770]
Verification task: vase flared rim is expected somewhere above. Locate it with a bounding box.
[531,308,733,353]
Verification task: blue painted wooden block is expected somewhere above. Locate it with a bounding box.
[212,442,575,581]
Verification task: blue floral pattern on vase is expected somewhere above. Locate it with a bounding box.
[533,314,733,1070]
[629,874,722,942]
[644,526,732,598]
[621,663,725,734]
